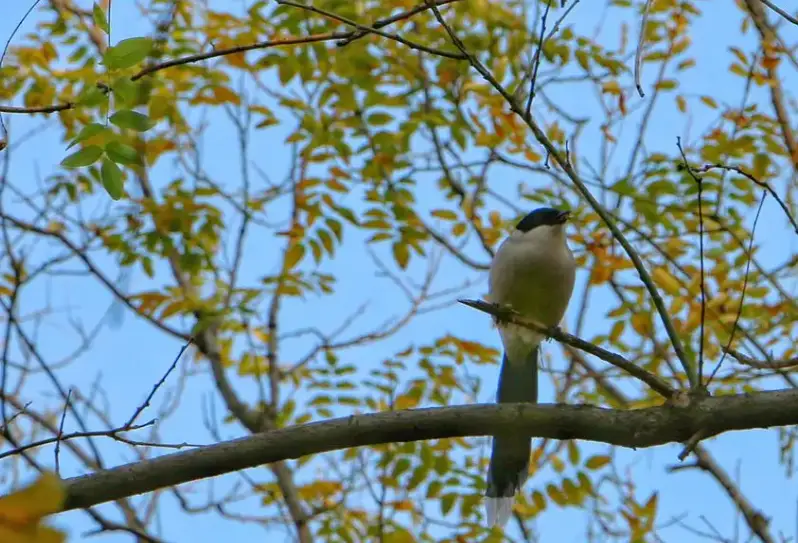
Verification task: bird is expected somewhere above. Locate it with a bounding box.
[484,207,576,527]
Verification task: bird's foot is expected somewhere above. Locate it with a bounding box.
[544,325,561,342]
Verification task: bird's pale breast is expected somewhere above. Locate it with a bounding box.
[488,234,576,328]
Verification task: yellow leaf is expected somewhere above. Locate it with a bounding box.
[430,209,457,221]
[159,300,185,320]
[567,441,580,465]
[562,477,580,503]
[590,265,612,285]
[546,483,566,506]
[675,95,687,113]
[607,320,624,343]
[394,394,420,410]
[601,80,622,95]
[0,472,66,543]
[651,267,682,296]
[392,500,414,511]
[285,132,304,144]
[325,178,347,193]
[135,291,169,314]
[284,244,305,270]
[392,242,409,269]
[700,95,718,108]
[546,122,565,143]
[211,86,241,105]
[521,147,541,163]
[531,490,546,511]
[584,455,611,470]
[654,79,677,91]
[148,95,171,120]
[642,491,658,516]
[752,153,769,178]
[328,166,350,179]
[225,51,247,69]
[630,313,651,335]
[46,222,65,234]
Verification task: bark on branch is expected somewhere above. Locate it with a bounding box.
[62,388,798,512]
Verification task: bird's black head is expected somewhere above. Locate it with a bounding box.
[515,207,571,233]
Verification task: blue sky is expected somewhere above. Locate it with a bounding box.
[1,1,797,542]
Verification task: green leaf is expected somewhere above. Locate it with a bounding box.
[105,141,141,165]
[332,204,359,225]
[392,458,411,479]
[111,77,139,106]
[67,123,108,149]
[318,229,334,255]
[407,465,428,491]
[325,218,343,241]
[367,112,393,126]
[440,493,457,516]
[110,109,154,132]
[752,153,770,178]
[78,85,108,106]
[60,145,104,168]
[103,37,153,70]
[426,480,442,499]
[100,157,124,199]
[141,257,154,278]
[92,3,110,34]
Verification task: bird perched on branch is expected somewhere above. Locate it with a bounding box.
[485,207,576,527]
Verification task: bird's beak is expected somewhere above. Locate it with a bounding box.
[555,210,571,224]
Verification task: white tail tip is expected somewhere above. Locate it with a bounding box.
[485,496,513,527]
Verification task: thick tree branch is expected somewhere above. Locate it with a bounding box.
[62,389,798,512]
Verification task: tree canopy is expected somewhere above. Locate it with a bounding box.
[1,0,797,541]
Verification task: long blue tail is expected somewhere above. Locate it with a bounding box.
[485,346,539,527]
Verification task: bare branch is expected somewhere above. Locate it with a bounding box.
[459,298,675,398]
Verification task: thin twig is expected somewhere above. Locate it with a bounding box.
[55,389,72,475]
[677,138,705,388]
[698,163,798,236]
[125,338,193,427]
[276,0,466,60]
[0,420,156,461]
[458,298,675,398]
[759,0,798,26]
[677,428,706,461]
[335,0,461,46]
[525,0,552,116]
[634,0,654,97]
[725,348,798,369]
[708,191,767,384]
[544,0,581,42]
[0,0,43,133]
